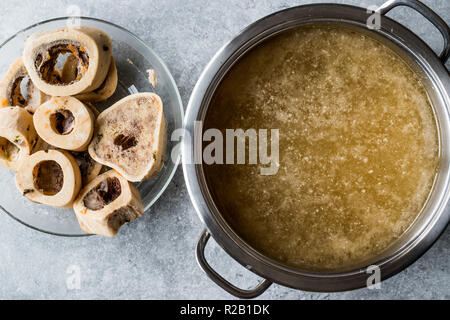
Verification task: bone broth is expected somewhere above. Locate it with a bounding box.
[203,25,439,271]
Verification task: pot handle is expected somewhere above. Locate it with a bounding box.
[196,229,273,299]
[378,0,450,63]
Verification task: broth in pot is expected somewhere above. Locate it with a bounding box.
[203,24,439,271]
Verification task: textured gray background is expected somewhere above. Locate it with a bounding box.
[0,0,449,300]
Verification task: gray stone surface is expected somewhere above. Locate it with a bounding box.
[0,0,449,300]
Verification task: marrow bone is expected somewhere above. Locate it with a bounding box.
[23,26,112,96]
[0,107,38,170]
[88,93,167,182]
[33,96,94,151]
[0,57,48,113]
[15,149,82,208]
[73,170,144,237]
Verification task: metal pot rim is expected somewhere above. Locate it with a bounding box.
[182,1,450,296]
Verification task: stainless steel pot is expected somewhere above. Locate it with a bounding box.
[183,0,450,298]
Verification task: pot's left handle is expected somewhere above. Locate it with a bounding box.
[196,229,272,299]
[378,0,450,63]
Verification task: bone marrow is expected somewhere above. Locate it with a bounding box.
[62,56,118,102]
[15,149,82,208]
[73,170,143,237]
[34,160,64,195]
[35,43,89,84]
[0,58,48,113]
[51,109,75,135]
[88,93,167,182]
[83,176,121,210]
[33,96,94,151]
[23,26,112,96]
[113,134,137,150]
[0,107,38,170]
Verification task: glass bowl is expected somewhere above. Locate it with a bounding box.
[0,17,183,236]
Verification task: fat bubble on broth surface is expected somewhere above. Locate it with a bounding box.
[203,24,439,271]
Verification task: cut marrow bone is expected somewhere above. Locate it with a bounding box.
[15,149,82,208]
[0,107,38,170]
[33,96,94,151]
[73,170,143,237]
[32,138,102,187]
[62,55,118,102]
[0,57,47,113]
[88,93,167,182]
[23,26,112,96]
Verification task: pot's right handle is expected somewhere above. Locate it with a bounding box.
[196,229,272,299]
[378,0,450,63]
